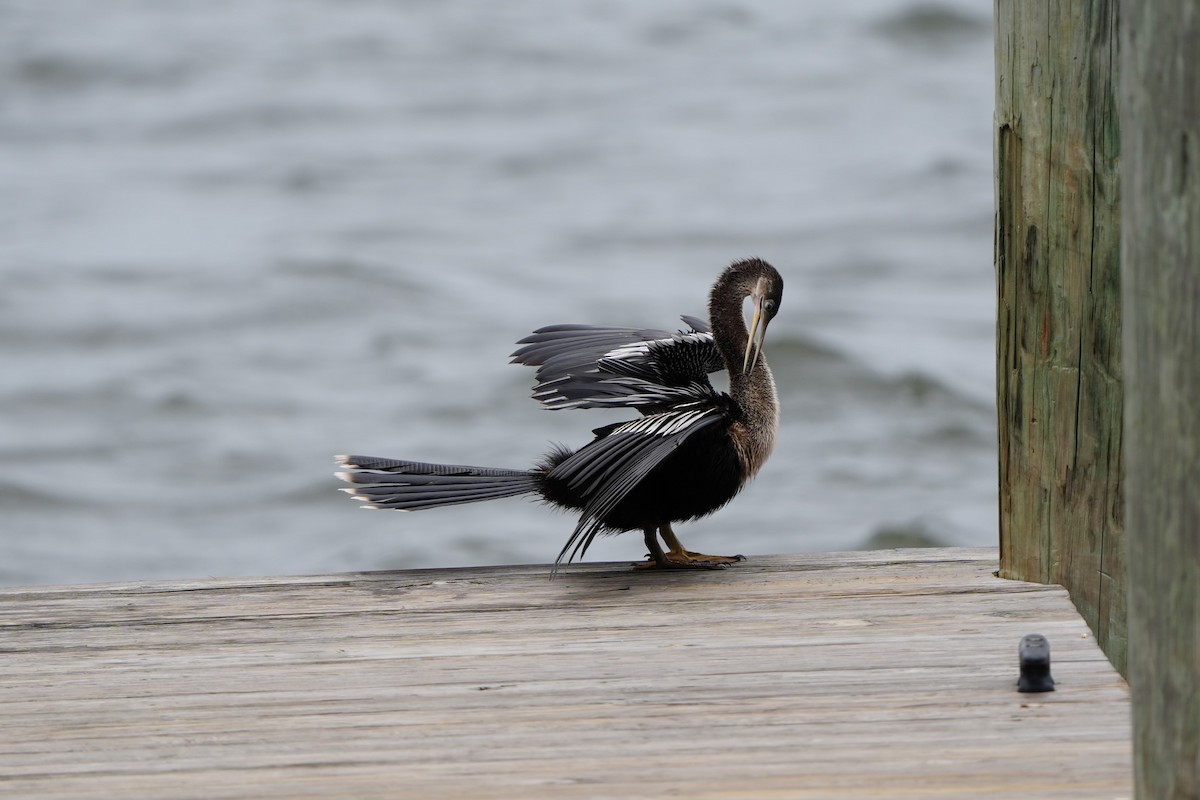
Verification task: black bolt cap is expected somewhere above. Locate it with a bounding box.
[1018,633,1055,692]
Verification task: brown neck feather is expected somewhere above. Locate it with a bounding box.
[707,264,779,477]
[708,269,752,395]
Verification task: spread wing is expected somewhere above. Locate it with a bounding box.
[546,401,731,570]
[510,315,724,413]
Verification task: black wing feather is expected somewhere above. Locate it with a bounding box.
[548,405,727,570]
[512,316,723,412]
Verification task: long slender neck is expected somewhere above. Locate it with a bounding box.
[708,273,753,396]
[710,276,777,400]
[708,272,779,477]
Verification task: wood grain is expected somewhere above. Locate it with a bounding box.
[0,549,1131,799]
[1121,1,1200,796]
[994,0,1126,674]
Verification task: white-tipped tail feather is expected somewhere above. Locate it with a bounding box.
[334,455,538,511]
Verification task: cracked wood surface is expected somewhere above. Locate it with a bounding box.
[0,548,1131,799]
[994,0,1126,674]
[1121,1,1200,795]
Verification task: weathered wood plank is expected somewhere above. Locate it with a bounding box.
[994,0,1126,675]
[1120,1,1200,796]
[0,549,1131,799]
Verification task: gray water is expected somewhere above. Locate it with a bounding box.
[0,0,997,587]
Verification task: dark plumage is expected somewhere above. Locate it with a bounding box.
[336,258,783,572]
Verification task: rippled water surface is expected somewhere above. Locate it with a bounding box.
[0,0,997,586]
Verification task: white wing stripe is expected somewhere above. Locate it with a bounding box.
[603,341,653,360]
[612,406,713,437]
[602,331,712,362]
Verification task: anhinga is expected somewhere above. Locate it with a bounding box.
[336,257,783,571]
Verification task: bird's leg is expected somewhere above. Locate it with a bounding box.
[633,523,745,570]
[634,526,668,569]
[659,522,745,567]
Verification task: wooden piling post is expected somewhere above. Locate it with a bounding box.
[994,1,1125,673]
[1121,1,1200,796]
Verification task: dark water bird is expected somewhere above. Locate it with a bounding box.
[336,257,783,572]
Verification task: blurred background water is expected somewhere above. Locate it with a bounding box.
[0,0,997,586]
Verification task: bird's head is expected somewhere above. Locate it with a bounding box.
[738,259,784,374]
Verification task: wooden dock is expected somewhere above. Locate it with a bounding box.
[0,548,1131,799]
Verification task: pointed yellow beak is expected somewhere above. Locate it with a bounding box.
[742,294,768,374]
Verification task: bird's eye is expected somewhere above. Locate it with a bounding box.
[763,299,776,315]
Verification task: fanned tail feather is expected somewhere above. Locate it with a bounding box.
[335,455,537,511]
